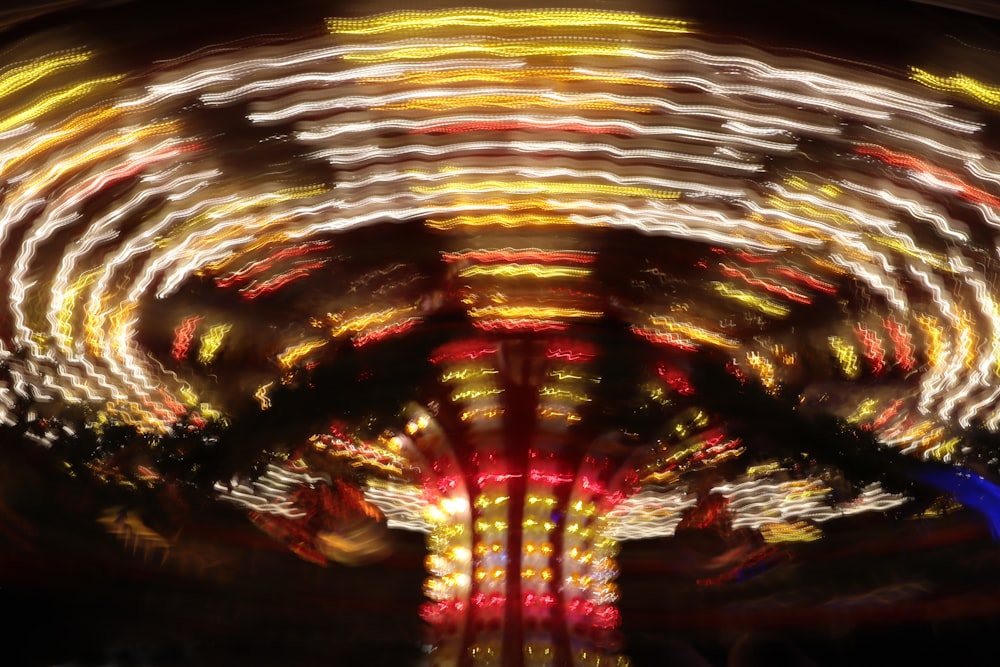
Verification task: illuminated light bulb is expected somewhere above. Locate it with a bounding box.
[449,546,471,563]
[441,496,468,514]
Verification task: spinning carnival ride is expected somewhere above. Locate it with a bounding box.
[4,4,1000,665]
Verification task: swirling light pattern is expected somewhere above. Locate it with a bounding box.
[5,4,1000,665]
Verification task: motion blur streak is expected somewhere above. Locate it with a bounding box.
[5,5,1000,667]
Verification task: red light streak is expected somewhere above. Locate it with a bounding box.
[471,592,506,608]
[719,264,812,304]
[883,317,917,371]
[769,266,838,295]
[735,250,774,264]
[430,341,498,364]
[352,318,420,347]
[473,319,568,333]
[854,323,887,375]
[872,399,905,430]
[65,141,201,204]
[856,144,1000,209]
[475,472,523,486]
[170,315,202,361]
[656,362,695,395]
[156,387,186,416]
[420,599,466,624]
[239,260,327,300]
[545,341,597,362]
[215,241,332,289]
[528,470,574,485]
[631,327,698,351]
[522,592,557,608]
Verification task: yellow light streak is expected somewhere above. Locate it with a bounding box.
[761,521,822,543]
[915,314,944,368]
[327,10,689,35]
[277,339,327,369]
[331,306,417,337]
[379,94,650,114]
[459,407,504,422]
[468,305,601,320]
[847,398,878,424]
[14,120,180,208]
[0,105,123,179]
[198,324,231,365]
[169,185,324,240]
[254,382,273,410]
[0,50,91,100]
[451,387,503,402]
[828,335,860,379]
[458,264,590,280]
[873,235,949,271]
[361,67,670,88]
[910,67,1000,109]
[538,407,581,423]
[714,283,791,318]
[957,308,979,371]
[440,367,499,382]
[54,269,100,352]
[427,213,575,230]
[746,351,778,394]
[412,180,680,201]
[0,74,124,134]
[539,386,592,403]
[647,316,738,349]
